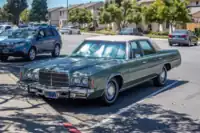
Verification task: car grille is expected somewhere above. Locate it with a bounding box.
[39,71,69,87]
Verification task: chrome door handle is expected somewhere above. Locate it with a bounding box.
[142,61,147,64]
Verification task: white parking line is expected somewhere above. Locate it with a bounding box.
[91,80,180,128]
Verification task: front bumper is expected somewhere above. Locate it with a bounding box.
[18,81,95,99]
[0,48,27,57]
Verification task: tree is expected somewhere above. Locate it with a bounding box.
[99,0,142,30]
[69,8,92,27]
[163,0,191,33]
[20,9,29,23]
[29,0,48,22]
[143,0,167,32]
[6,0,28,25]
[115,0,123,6]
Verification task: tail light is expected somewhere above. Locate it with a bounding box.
[181,35,188,38]
[168,34,172,38]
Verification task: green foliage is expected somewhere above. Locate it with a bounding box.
[69,8,92,25]
[6,0,28,24]
[20,9,29,23]
[0,5,12,21]
[99,0,142,30]
[29,0,48,22]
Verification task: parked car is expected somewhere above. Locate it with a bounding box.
[0,29,15,41]
[18,35,181,105]
[168,29,198,46]
[0,26,62,61]
[119,27,143,36]
[0,24,12,34]
[60,26,81,35]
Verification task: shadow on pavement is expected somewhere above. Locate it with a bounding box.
[46,79,188,129]
[0,84,68,133]
[88,103,200,133]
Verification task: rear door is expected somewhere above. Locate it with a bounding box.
[137,40,158,78]
[35,29,45,53]
[43,28,56,51]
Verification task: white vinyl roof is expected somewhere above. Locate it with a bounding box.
[85,35,150,42]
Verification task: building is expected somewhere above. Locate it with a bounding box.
[48,7,64,26]
[48,1,104,28]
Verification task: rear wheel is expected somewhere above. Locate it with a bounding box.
[52,44,60,57]
[101,78,119,106]
[169,42,173,46]
[0,56,9,62]
[153,66,167,87]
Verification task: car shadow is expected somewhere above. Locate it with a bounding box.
[46,79,188,126]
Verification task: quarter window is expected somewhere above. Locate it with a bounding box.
[139,40,155,55]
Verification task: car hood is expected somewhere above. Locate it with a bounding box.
[0,38,27,45]
[24,57,124,76]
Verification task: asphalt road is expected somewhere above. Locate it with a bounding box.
[1,34,200,133]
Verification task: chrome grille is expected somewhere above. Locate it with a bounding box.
[39,71,69,87]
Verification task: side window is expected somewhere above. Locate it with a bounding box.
[38,30,45,38]
[139,40,155,55]
[51,28,58,36]
[129,41,142,59]
[44,28,54,37]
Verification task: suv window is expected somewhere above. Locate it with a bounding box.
[138,40,155,55]
[51,28,58,36]
[44,28,54,37]
[129,41,142,59]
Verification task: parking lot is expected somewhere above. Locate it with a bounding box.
[1,34,200,133]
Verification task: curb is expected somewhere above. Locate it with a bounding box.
[4,72,82,133]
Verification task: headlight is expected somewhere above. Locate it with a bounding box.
[73,77,81,84]
[82,78,89,85]
[15,42,25,48]
[25,68,40,81]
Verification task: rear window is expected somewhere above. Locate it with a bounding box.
[173,30,187,34]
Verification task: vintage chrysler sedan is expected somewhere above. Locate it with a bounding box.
[18,35,181,105]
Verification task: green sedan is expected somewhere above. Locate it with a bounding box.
[18,35,181,105]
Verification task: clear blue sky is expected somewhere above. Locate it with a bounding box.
[0,0,104,8]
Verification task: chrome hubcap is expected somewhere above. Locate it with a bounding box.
[106,82,116,101]
[160,69,166,83]
[30,49,35,60]
[55,46,60,56]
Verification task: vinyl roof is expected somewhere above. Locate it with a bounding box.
[85,35,150,42]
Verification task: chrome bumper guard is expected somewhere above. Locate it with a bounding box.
[17,81,94,99]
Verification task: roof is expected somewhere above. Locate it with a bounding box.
[48,7,63,12]
[85,35,150,42]
[78,2,103,8]
[59,4,83,11]
[190,7,200,14]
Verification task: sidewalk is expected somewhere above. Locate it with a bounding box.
[0,72,69,133]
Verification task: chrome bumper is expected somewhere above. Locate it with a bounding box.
[17,81,94,99]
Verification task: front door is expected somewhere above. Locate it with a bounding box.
[35,29,45,53]
[43,28,55,51]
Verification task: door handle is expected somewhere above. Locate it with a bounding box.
[142,61,147,64]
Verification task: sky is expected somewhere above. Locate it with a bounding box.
[0,0,104,8]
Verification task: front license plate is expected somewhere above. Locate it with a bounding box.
[45,91,58,99]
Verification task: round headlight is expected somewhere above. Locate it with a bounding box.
[74,78,81,84]
[82,78,88,85]
[34,73,39,80]
[27,73,32,79]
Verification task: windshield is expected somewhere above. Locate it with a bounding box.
[8,29,37,39]
[71,41,126,59]
[0,30,13,36]
[173,30,187,34]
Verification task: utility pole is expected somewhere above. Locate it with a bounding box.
[66,0,69,25]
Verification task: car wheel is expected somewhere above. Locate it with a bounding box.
[0,56,9,62]
[101,78,119,105]
[153,66,167,87]
[69,31,72,35]
[52,44,60,57]
[27,48,36,61]
[77,31,81,34]
[169,43,173,46]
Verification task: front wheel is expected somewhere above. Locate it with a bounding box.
[169,43,173,46]
[153,66,167,87]
[101,78,119,106]
[52,44,60,57]
[27,48,36,61]
[0,56,9,62]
